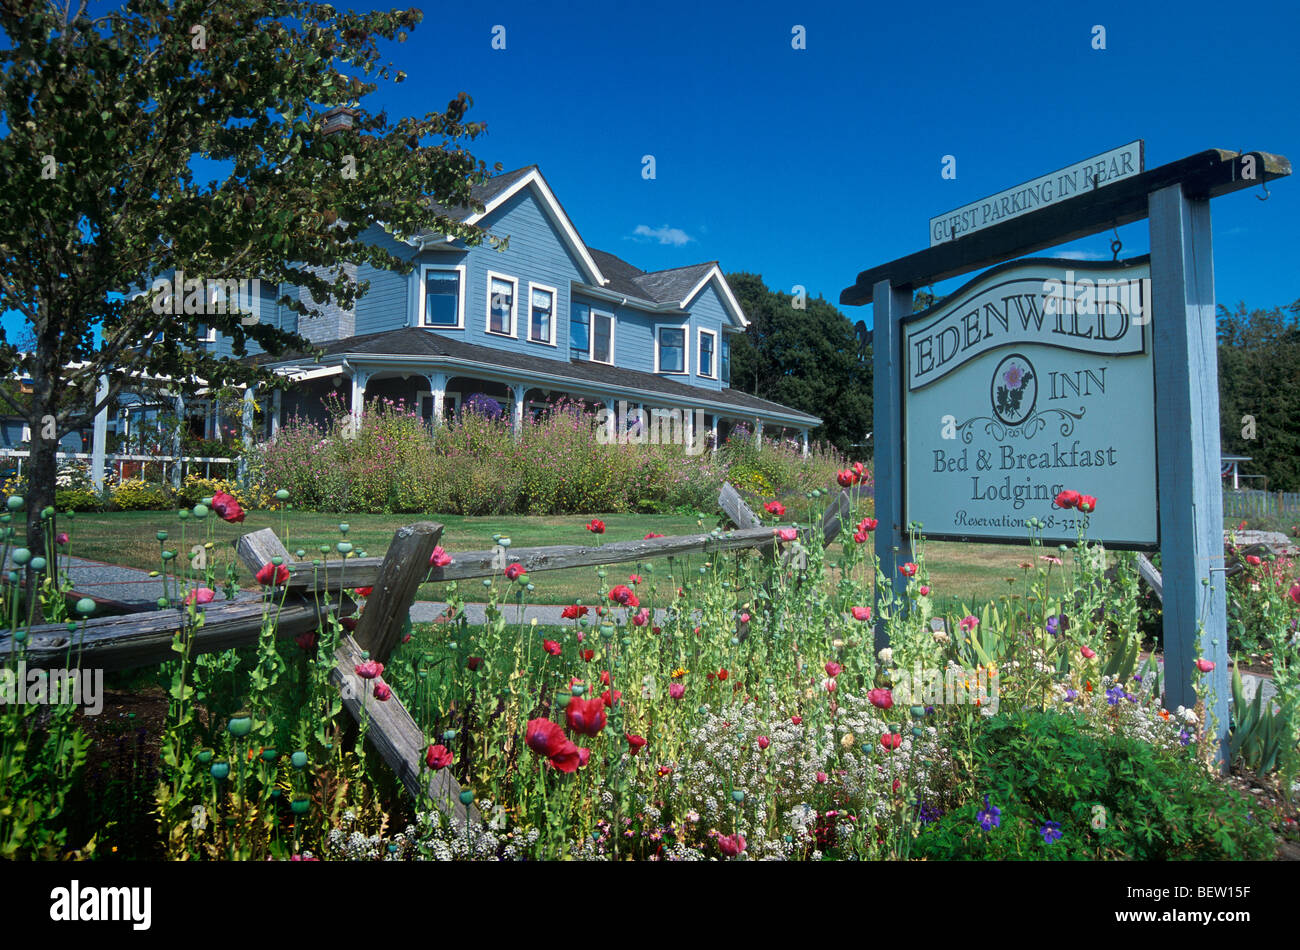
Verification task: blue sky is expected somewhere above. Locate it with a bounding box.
[345,0,1297,328]
[7,0,1297,342]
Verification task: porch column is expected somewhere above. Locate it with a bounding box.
[270,388,282,439]
[91,375,109,493]
[238,386,255,482]
[511,382,526,439]
[172,393,185,490]
[801,428,809,458]
[428,372,448,427]
[754,418,763,448]
[604,396,616,443]
[349,369,371,437]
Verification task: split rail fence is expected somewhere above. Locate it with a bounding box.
[0,482,871,827]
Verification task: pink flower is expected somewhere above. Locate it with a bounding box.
[1246,555,1262,566]
[608,584,640,608]
[542,639,562,656]
[717,833,747,857]
[1291,582,1300,606]
[355,660,384,679]
[211,490,246,524]
[56,532,69,546]
[1080,646,1096,659]
[775,527,798,542]
[373,681,392,701]
[959,615,979,633]
[669,682,685,700]
[626,734,647,755]
[183,587,215,606]
[791,715,802,725]
[1195,658,1215,673]
[919,585,931,596]
[824,678,837,693]
[815,771,828,784]
[756,735,770,750]
[740,612,751,623]
[851,606,872,622]
[631,607,650,627]
[429,546,453,568]
[868,687,893,709]
[825,661,843,678]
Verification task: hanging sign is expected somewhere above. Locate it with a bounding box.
[902,256,1157,547]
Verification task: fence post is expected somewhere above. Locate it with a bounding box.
[353,522,442,664]
[91,375,109,492]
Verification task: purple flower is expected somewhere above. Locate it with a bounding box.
[917,800,943,826]
[1064,688,1078,702]
[1106,685,1124,706]
[1039,820,1063,844]
[1003,364,1024,390]
[976,795,1001,832]
[1179,729,1194,746]
[1046,615,1060,636]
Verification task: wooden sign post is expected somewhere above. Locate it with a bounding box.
[842,148,1291,759]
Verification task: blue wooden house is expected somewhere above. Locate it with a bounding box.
[212,166,821,451]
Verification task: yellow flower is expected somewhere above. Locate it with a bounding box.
[671,667,688,679]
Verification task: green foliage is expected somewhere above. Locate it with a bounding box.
[1218,300,1300,491]
[913,710,1276,860]
[726,272,871,453]
[110,478,174,511]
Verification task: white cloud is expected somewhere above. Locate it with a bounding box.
[1055,250,1108,261]
[632,224,694,247]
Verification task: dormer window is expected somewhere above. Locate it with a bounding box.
[698,328,717,379]
[529,283,557,345]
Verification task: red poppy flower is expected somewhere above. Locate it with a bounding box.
[1081,645,1096,659]
[775,527,798,542]
[717,668,729,681]
[373,681,392,701]
[608,584,640,608]
[355,660,384,679]
[626,734,647,755]
[599,670,611,686]
[628,574,643,585]
[851,606,872,622]
[1246,555,1262,566]
[525,718,570,759]
[1195,658,1215,673]
[853,530,869,544]
[548,741,583,773]
[859,517,879,532]
[1077,494,1098,513]
[256,562,290,586]
[899,562,918,578]
[825,661,843,678]
[791,715,802,725]
[576,747,592,768]
[1290,582,1300,605]
[837,470,856,487]
[542,639,562,656]
[880,732,902,751]
[868,687,893,709]
[211,490,246,524]
[355,586,373,597]
[717,833,747,857]
[1054,490,1081,509]
[852,461,867,481]
[586,518,606,534]
[561,604,588,620]
[429,546,453,567]
[341,616,358,632]
[757,735,770,750]
[601,689,622,708]
[504,563,526,580]
[183,587,215,606]
[566,696,607,736]
[631,607,650,626]
[425,744,454,770]
[764,500,786,518]
[644,532,664,539]
[467,656,483,671]
[579,648,595,662]
[294,631,317,651]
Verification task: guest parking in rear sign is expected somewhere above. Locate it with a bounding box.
[903,257,1158,548]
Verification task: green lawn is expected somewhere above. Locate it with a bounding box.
[64,508,1076,609]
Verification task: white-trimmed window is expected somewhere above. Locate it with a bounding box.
[486,272,517,337]
[697,328,717,379]
[656,324,689,374]
[590,309,614,364]
[721,335,732,385]
[528,283,558,345]
[419,264,466,328]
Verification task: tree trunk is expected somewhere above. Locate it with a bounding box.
[24,357,59,560]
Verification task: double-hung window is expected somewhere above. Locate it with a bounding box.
[529,284,557,344]
[698,328,717,379]
[591,310,613,363]
[486,272,517,336]
[421,265,465,328]
[657,326,687,374]
[570,303,590,359]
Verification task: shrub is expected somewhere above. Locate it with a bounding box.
[911,710,1276,860]
[55,488,102,512]
[178,475,250,508]
[110,479,173,511]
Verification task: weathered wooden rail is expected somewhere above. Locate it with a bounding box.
[0,480,872,828]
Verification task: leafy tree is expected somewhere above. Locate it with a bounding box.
[726,272,871,453]
[1217,300,1300,493]
[0,1,498,551]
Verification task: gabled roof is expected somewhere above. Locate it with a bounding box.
[259,327,820,425]
[416,166,749,327]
